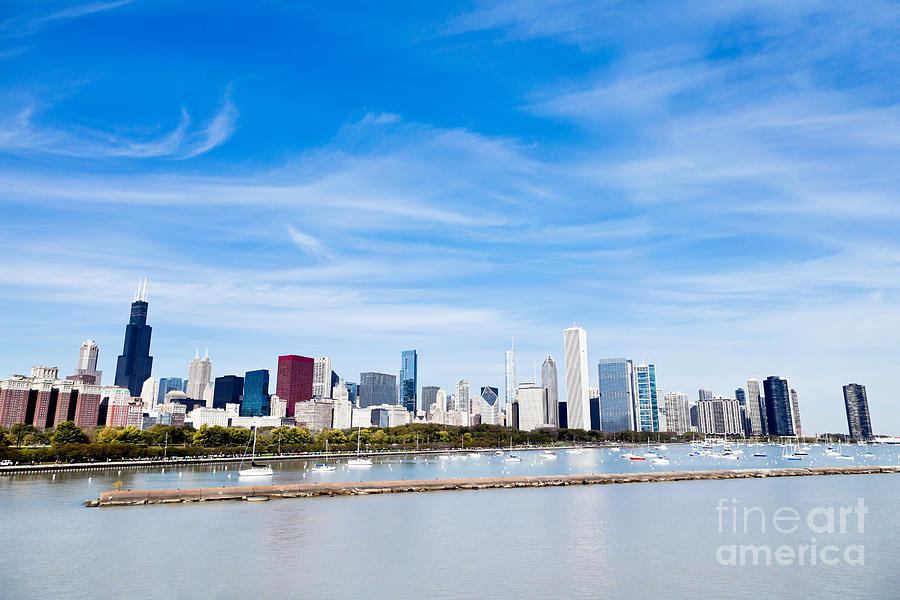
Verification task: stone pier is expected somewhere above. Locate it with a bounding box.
[86,465,900,507]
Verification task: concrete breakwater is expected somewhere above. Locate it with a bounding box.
[86,465,900,507]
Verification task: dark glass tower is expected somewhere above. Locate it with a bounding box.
[763,376,795,436]
[114,284,153,397]
[241,369,270,417]
[213,375,244,410]
[400,350,417,413]
[843,383,873,440]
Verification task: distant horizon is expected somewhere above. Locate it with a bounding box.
[3,2,898,436]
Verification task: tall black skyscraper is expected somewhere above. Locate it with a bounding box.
[763,376,795,436]
[114,279,154,396]
[843,383,873,440]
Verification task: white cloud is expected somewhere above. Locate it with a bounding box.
[0,95,237,159]
[1,0,134,38]
[286,225,329,259]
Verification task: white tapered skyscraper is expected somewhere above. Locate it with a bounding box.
[75,339,102,384]
[186,349,212,401]
[564,325,591,430]
[504,340,517,412]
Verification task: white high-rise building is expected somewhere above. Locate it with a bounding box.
[698,397,743,435]
[140,377,159,412]
[504,340,517,412]
[312,357,333,399]
[516,383,547,432]
[269,394,287,418]
[564,326,591,430]
[663,391,690,434]
[541,355,558,427]
[75,339,102,384]
[475,395,499,425]
[454,380,470,417]
[332,397,352,429]
[435,388,447,412]
[186,349,212,400]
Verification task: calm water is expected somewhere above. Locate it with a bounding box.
[3,444,899,599]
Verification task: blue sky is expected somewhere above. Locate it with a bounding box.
[2,1,899,434]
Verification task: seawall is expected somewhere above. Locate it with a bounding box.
[86,465,900,507]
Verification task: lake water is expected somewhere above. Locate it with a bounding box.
[3,443,899,598]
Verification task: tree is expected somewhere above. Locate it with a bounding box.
[96,427,123,444]
[10,423,36,446]
[317,429,347,445]
[296,427,313,445]
[51,421,89,445]
[118,426,144,445]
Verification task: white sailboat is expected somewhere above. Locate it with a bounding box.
[312,439,336,472]
[348,426,373,467]
[238,427,274,477]
[504,438,521,462]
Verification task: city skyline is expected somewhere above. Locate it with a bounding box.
[2,2,899,435]
[0,289,888,435]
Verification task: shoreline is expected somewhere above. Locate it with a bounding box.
[1,445,578,475]
[86,465,900,507]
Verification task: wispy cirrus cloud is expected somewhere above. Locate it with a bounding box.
[0,94,237,159]
[0,0,134,38]
[286,225,330,259]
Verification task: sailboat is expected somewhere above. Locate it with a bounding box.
[348,426,373,467]
[312,439,337,472]
[238,427,274,477]
[504,437,521,462]
[834,441,854,460]
[782,443,801,460]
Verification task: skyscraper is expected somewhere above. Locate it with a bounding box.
[735,388,749,435]
[763,376,796,436]
[504,341,517,412]
[212,375,243,410]
[481,386,499,406]
[400,350,417,413]
[276,355,314,418]
[344,381,358,406]
[598,358,636,432]
[358,372,397,408]
[540,355,558,427]
[790,389,802,438]
[186,349,212,400]
[114,279,153,396]
[454,379,470,415]
[312,357,333,399]
[157,377,186,405]
[663,391,690,434]
[241,369,270,417]
[421,385,440,412]
[564,326,590,430]
[843,383,873,440]
[697,397,743,435]
[515,383,547,431]
[633,363,659,431]
[75,339,102,384]
[745,378,767,436]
